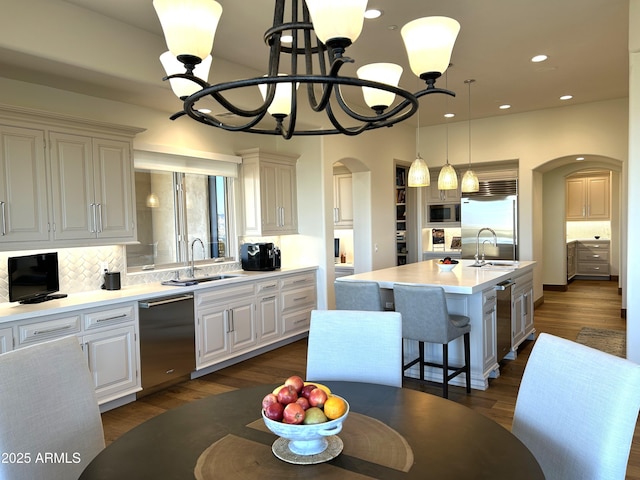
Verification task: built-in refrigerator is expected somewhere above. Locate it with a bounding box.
[461,190,518,261]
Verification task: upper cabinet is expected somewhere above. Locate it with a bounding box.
[0,105,144,251]
[426,174,461,204]
[239,148,299,236]
[566,174,610,220]
[0,124,50,245]
[333,173,353,229]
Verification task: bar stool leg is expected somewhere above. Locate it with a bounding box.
[464,332,471,393]
[418,341,425,380]
[442,343,449,399]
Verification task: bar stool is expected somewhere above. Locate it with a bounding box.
[393,283,471,398]
[334,280,384,311]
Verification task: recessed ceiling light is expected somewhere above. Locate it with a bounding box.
[560,95,573,101]
[444,113,455,118]
[364,9,382,19]
[576,156,585,161]
[499,104,511,110]
[531,54,548,63]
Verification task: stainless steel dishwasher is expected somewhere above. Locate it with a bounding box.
[495,279,516,361]
[138,294,195,396]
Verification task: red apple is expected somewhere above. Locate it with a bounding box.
[264,402,284,421]
[296,396,310,411]
[277,385,298,405]
[308,387,328,408]
[261,393,278,411]
[300,384,317,399]
[283,402,305,424]
[284,375,305,394]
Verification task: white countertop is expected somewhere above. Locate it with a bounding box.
[0,266,317,325]
[336,259,536,295]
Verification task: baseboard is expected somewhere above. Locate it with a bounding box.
[543,284,568,292]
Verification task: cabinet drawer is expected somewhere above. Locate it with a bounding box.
[578,241,608,250]
[577,262,610,275]
[84,304,135,330]
[196,283,256,306]
[281,286,316,312]
[577,249,609,263]
[279,272,315,290]
[256,280,279,295]
[282,310,311,334]
[18,315,81,346]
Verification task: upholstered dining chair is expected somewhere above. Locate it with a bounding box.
[512,332,640,480]
[393,283,471,398]
[0,335,105,480]
[334,280,384,311]
[306,309,403,387]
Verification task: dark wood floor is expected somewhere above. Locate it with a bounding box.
[101,279,639,478]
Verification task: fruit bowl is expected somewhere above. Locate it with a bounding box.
[262,396,349,457]
[437,260,458,272]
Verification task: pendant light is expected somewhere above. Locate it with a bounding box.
[438,73,457,190]
[461,79,480,193]
[408,107,430,187]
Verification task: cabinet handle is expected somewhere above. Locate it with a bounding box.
[261,295,276,301]
[293,296,308,302]
[485,308,495,315]
[33,324,72,336]
[293,318,308,325]
[592,254,600,258]
[89,203,97,233]
[280,206,285,227]
[96,313,128,322]
[224,309,230,333]
[0,201,6,236]
[97,203,103,233]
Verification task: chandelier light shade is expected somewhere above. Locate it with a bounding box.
[160,52,212,99]
[356,63,403,111]
[401,17,460,81]
[438,162,458,190]
[408,155,430,187]
[153,0,222,68]
[461,78,480,193]
[152,0,461,139]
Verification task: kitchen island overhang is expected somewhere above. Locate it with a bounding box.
[336,259,536,390]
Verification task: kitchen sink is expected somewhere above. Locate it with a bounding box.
[161,274,244,287]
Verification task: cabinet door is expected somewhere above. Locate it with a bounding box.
[565,178,586,219]
[586,176,610,219]
[49,131,95,240]
[228,299,257,352]
[511,288,526,348]
[83,325,138,402]
[259,162,280,234]
[258,293,279,343]
[523,285,534,334]
[0,125,50,244]
[277,163,298,234]
[333,173,353,228]
[482,290,497,372]
[0,327,13,353]
[198,307,229,366]
[93,138,135,239]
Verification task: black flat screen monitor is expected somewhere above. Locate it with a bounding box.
[8,252,60,304]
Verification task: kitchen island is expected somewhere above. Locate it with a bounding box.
[337,259,536,390]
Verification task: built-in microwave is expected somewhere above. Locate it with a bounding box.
[428,203,461,223]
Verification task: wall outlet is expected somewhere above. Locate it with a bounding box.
[99,262,109,273]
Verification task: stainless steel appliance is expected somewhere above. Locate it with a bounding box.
[428,203,461,223]
[138,294,195,396]
[461,180,518,261]
[495,279,515,361]
[240,242,281,271]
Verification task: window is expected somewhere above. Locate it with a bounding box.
[126,169,234,272]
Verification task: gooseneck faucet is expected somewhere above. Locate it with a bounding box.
[475,228,497,266]
[189,238,205,278]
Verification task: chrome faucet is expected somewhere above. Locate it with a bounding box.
[189,238,205,278]
[475,228,497,266]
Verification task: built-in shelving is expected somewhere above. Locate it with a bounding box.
[395,165,408,266]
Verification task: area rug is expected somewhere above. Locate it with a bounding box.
[575,327,626,358]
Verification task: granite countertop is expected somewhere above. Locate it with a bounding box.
[0,265,318,324]
[336,259,535,295]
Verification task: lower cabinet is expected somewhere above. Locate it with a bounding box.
[280,272,317,335]
[576,240,610,277]
[257,280,280,344]
[512,273,534,350]
[482,287,498,373]
[0,327,13,353]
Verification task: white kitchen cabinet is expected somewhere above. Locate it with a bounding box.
[511,273,534,350]
[239,148,299,236]
[566,175,610,220]
[482,288,497,373]
[567,241,577,280]
[280,271,317,336]
[257,280,280,344]
[0,124,50,245]
[0,327,13,353]
[49,132,136,242]
[196,283,258,368]
[333,173,353,229]
[82,324,137,403]
[576,240,610,277]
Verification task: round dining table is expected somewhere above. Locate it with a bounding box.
[80,381,544,479]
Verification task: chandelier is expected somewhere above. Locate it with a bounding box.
[153,0,460,139]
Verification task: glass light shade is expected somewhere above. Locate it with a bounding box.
[153,0,222,60]
[357,63,403,109]
[438,163,458,190]
[401,16,460,78]
[160,52,212,98]
[461,169,480,193]
[146,193,160,208]
[258,75,300,116]
[408,155,430,187]
[304,0,368,44]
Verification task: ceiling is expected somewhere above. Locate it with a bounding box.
[0,0,630,129]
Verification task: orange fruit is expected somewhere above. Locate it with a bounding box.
[323,396,347,420]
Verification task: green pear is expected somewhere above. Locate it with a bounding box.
[302,407,328,425]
